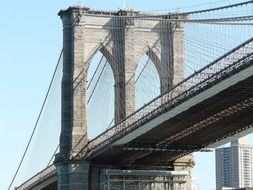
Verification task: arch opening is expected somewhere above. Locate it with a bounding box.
[135,53,161,110]
[87,50,115,140]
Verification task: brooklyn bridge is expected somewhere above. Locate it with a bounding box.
[7,1,253,189]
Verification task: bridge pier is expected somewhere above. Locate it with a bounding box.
[55,164,191,190]
[55,159,193,190]
[57,6,193,190]
[173,155,195,190]
[55,159,90,190]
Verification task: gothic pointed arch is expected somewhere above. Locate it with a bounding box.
[86,49,115,139]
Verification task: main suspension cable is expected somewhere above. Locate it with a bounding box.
[7,50,63,190]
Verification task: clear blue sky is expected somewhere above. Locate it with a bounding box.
[0,0,252,190]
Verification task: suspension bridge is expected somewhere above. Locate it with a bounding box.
[8,1,253,190]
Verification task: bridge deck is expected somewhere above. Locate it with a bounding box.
[82,37,253,166]
[89,71,253,166]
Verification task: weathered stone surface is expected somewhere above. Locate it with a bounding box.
[57,6,191,190]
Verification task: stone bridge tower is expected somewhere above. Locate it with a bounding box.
[55,6,193,190]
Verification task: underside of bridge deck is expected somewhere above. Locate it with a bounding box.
[88,72,253,167]
[41,181,57,190]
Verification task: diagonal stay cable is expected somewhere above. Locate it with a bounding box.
[72,54,152,153]
[87,55,105,90]
[107,51,158,128]
[46,57,106,164]
[87,61,107,104]
[46,54,108,164]
[71,46,159,158]
[47,144,60,167]
[7,50,63,190]
[135,57,150,84]
[107,56,152,128]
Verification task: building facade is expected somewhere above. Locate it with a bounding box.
[216,137,253,190]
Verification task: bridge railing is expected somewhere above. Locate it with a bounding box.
[80,37,253,159]
[15,165,56,190]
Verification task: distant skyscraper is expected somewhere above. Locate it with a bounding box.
[216,137,253,190]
